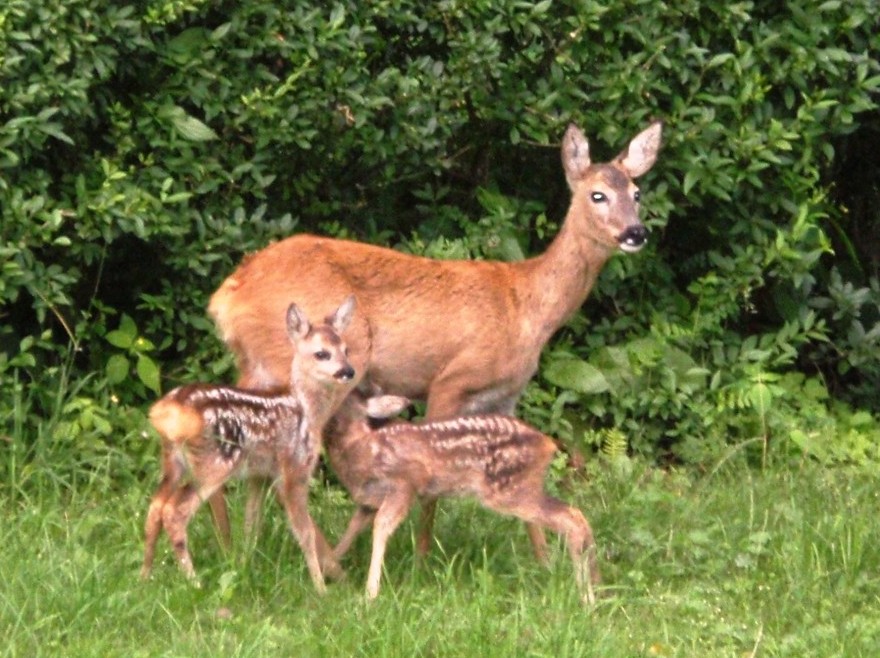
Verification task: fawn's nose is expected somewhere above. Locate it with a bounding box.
[618,224,647,252]
[336,365,356,381]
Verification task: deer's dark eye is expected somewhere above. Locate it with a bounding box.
[591,192,607,203]
[634,190,641,203]
[315,350,331,361]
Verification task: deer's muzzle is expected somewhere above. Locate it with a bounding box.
[336,366,356,381]
[618,225,647,252]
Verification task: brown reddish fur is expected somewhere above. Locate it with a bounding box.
[140,298,357,593]
[208,121,662,555]
[150,398,203,443]
[324,393,600,603]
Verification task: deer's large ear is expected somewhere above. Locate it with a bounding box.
[616,121,662,178]
[286,302,311,341]
[561,124,591,190]
[367,395,410,419]
[329,294,357,333]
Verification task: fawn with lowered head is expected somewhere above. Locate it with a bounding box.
[324,390,601,604]
[140,296,357,593]
[208,120,662,557]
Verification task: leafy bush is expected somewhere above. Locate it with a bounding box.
[1,0,878,482]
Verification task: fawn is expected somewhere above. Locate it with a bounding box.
[141,296,357,593]
[323,391,600,604]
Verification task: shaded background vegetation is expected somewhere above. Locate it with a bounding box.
[1,0,878,487]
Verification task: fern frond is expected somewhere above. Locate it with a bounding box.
[600,428,629,461]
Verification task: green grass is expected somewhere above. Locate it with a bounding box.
[1,459,878,657]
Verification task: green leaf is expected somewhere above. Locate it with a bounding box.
[106,314,137,348]
[683,169,699,195]
[328,4,346,29]
[543,358,610,394]
[134,336,156,352]
[531,0,552,14]
[706,52,734,68]
[171,113,219,141]
[160,104,218,141]
[498,234,525,261]
[39,123,75,145]
[747,381,774,412]
[137,354,162,394]
[105,330,133,349]
[106,354,130,383]
[165,27,211,63]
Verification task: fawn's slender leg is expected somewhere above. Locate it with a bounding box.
[142,449,185,579]
[415,497,437,556]
[162,478,229,580]
[207,488,232,550]
[276,456,340,593]
[526,523,550,565]
[244,477,268,540]
[315,524,344,581]
[489,492,599,605]
[143,485,176,578]
[366,489,413,599]
[333,505,376,561]
[556,506,598,605]
[162,486,201,579]
[418,498,552,563]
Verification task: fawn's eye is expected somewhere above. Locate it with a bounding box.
[590,192,607,203]
[634,190,641,203]
[315,350,331,361]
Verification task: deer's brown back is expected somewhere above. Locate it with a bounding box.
[374,415,556,497]
[158,384,304,463]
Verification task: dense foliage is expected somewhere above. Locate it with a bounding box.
[1,0,878,484]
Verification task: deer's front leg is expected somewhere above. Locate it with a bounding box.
[276,452,344,591]
[276,456,324,593]
[367,488,414,600]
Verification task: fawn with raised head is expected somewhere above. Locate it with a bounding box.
[208,120,662,556]
[323,390,600,603]
[140,296,357,593]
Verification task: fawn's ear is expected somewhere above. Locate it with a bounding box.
[286,302,311,341]
[366,395,410,419]
[328,294,357,333]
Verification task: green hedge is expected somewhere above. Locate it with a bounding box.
[1,0,878,482]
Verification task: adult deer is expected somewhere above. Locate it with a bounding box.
[209,120,662,554]
[141,297,357,592]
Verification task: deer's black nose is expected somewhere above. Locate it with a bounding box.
[618,225,647,252]
[336,366,356,381]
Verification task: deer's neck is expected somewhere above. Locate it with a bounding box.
[518,194,614,342]
[291,378,340,437]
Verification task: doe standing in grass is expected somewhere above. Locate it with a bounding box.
[207,120,662,558]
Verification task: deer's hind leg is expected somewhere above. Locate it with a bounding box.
[142,446,186,579]
[207,488,232,550]
[489,491,599,605]
[333,505,376,562]
[161,457,239,581]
